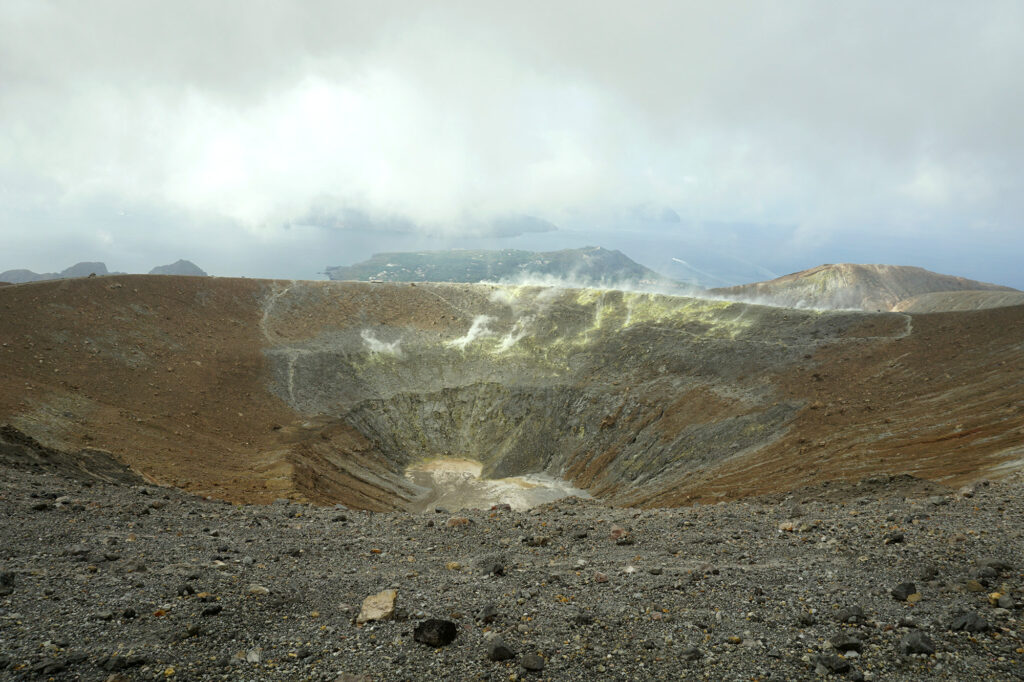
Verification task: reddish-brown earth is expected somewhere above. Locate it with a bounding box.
[711,263,1019,312]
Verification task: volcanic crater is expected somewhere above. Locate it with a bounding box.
[2,275,1023,510]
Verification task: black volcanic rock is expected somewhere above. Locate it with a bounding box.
[413,619,458,647]
[899,630,935,655]
[950,611,990,633]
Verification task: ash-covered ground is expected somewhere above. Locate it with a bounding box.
[1,459,1021,681]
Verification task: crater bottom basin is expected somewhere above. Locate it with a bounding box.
[404,458,591,512]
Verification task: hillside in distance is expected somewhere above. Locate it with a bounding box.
[325,246,680,288]
[0,261,110,284]
[148,259,208,276]
[710,263,1021,312]
[1,274,1022,511]
[1,259,208,283]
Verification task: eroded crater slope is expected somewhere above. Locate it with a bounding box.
[1,276,1022,509]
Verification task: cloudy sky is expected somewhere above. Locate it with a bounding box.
[2,1,1023,286]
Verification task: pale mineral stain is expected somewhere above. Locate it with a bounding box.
[405,457,590,512]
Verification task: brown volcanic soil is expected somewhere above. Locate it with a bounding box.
[0,275,299,502]
[893,290,1024,313]
[710,263,1018,312]
[638,306,1024,505]
[1,275,1023,511]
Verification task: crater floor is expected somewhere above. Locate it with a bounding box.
[404,458,591,513]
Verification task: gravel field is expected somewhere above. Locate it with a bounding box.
[1,462,1022,681]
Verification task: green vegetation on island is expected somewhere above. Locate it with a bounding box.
[325,246,679,288]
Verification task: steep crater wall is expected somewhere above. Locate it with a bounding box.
[260,283,865,506]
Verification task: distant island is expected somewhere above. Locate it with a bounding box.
[325,246,681,289]
[0,259,207,284]
[148,260,208,277]
[0,262,110,284]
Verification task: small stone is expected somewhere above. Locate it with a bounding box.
[832,634,863,654]
[521,653,545,671]
[681,646,703,661]
[891,582,917,601]
[357,589,397,624]
[997,594,1014,609]
[478,559,504,576]
[970,565,998,581]
[32,659,66,676]
[487,636,516,661]
[593,572,609,583]
[976,557,1012,572]
[478,604,499,623]
[950,611,990,633]
[883,532,905,545]
[247,584,270,596]
[572,610,595,626]
[899,630,935,655]
[965,579,985,592]
[797,611,816,626]
[524,535,550,547]
[813,653,850,674]
[172,624,201,642]
[201,604,223,616]
[836,605,865,624]
[446,517,470,528]
[413,619,458,647]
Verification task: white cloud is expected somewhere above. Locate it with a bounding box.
[1,1,1023,283]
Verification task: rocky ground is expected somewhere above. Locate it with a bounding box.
[1,460,1022,681]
